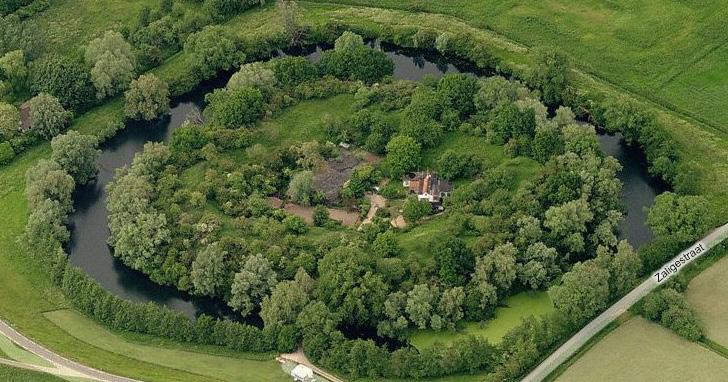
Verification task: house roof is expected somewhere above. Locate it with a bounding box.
[291,364,314,379]
[406,171,452,197]
[313,150,361,202]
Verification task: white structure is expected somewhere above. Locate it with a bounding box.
[403,171,452,204]
[291,364,315,382]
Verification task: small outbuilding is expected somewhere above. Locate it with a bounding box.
[290,364,315,382]
[19,101,32,133]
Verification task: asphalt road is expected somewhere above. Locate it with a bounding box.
[522,223,728,382]
[0,319,139,382]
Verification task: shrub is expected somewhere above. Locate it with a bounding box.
[402,197,431,223]
[272,56,318,87]
[204,87,264,128]
[0,141,15,165]
[124,74,170,121]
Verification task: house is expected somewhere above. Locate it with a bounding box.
[403,171,452,205]
[19,101,32,133]
[290,364,315,382]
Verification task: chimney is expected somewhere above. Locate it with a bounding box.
[423,174,431,195]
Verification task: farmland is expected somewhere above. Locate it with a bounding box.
[556,317,728,381]
[686,255,728,347]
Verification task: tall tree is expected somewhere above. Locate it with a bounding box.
[647,192,712,244]
[190,242,228,296]
[51,131,100,184]
[550,260,609,327]
[27,93,71,139]
[25,159,75,213]
[124,74,170,120]
[229,253,277,316]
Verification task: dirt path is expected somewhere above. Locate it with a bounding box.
[278,349,344,382]
[268,197,360,227]
[361,193,385,225]
[0,319,138,382]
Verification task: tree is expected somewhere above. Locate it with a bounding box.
[531,123,564,163]
[474,243,517,295]
[191,242,228,296]
[124,74,170,120]
[0,49,26,90]
[437,73,479,118]
[486,103,536,146]
[316,245,388,327]
[385,135,420,178]
[602,97,653,145]
[286,171,315,206]
[25,159,75,213]
[437,150,480,180]
[85,31,136,99]
[226,62,277,95]
[51,131,100,185]
[474,76,527,113]
[530,48,569,106]
[544,198,594,254]
[312,205,329,226]
[372,230,399,257]
[185,26,243,78]
[0,102,19,140]
[402,197,431,223]
[517,242,560,289]
[29,54,95,111]
[562,124,599,156]
[23,198,70,251]
[647,192,712,244]
[334,31,364,51]
[229,253,277,316]
[27,93,71,139]
[438,287,465,329]
[400,87,444,147]
[601,240,641,298]
[642,288,702,341]
[204,87,264,128]
[271,56,317,87]
[112,210,170,273]
[319,32,394,84]
[550,260,609,327]
[432,236,474,286]
[261,269,312,328]
[0,142,14,165]
[278,0,305,45]
[406,283,438,329]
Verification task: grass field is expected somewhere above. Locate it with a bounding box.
[410,291,554,349]
[556,317,728,381]
[0,364,67,382]
[43,310,288,382]
[686,255,728,347]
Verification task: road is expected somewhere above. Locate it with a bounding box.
[0,319,139,382]
[522,222,728,382]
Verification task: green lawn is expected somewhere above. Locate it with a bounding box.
[43,310,289,382]
[556,317,728,381]
[0,365,66,382]
[0,335,52,368]
[410,291,554,349]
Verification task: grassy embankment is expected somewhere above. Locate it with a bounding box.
[0,365,68,382]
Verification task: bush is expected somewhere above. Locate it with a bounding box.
[29,54,95,111]
[124,74,170,121]
[271,56,317,87]
[204,87,264,128]
[437,150,481,180]
[402,197,431,223]
[185,25,243,79]
[641,288,703,341]
[0,141,15,165]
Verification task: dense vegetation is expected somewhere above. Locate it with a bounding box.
[1,1,723,381]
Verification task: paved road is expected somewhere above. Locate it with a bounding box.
[522,222,728,382]
[0,319,139,382]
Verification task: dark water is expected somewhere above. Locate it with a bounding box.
[68,43,663,319]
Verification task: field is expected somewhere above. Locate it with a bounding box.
[43,310,289,382]
[556,317,728,381]
[0,364,67,382]
[686,255,728,347]
[410,291,554,349]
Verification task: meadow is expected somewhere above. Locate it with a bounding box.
[686,255,728,347]
[555,317,728,381]
[0,365,67,382]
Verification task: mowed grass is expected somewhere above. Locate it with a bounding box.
[43,310,289,382]
[556,317,728,381]
[409,291,553,349]
[0,364,67,382]
[686,255,728,347]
